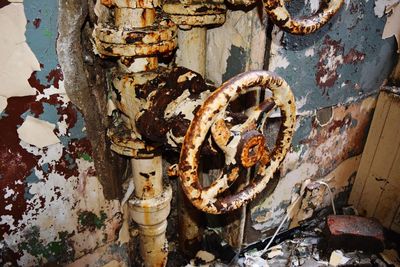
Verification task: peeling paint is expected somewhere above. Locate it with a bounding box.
[0,1,125,266]
[17,116,60,148]
[247,96,376,239]
[0,3,41,111]
[382,2,400,52]
[207,9,263,85]
[374,0,400,17]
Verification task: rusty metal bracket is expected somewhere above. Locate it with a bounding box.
[178,70,296,214]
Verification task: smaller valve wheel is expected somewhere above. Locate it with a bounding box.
[264,0,344,35]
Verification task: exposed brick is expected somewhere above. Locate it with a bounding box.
[326,215,385,253]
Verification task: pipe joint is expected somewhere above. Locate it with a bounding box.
[129,185,173,226]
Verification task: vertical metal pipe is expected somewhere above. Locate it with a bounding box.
[175,26,208,256]
[131,157,163,199]
[176,28,207,77]
[94,3,175,266]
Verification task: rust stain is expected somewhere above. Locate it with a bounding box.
[0,94,40,235]
[46,66,64,89]
[136,67,213,147]
[344,48,366,64]
[28,72,46,93]
[33,18,41,29]
[316,36,366,92]
[236,130,269,168]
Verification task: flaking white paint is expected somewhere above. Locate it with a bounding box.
[17,116,61,148]
[304,47,315,57]
[374,0,400,17]
[206,10,254,85]
[0,3,41,111]
[3,156,121,266]
[36,81,70,106]
[269,26,290,72]
[0,96,7,113]
[0,215,16,231]
[4,187,15,199]
[382,2,400,52]
[251,162,319,230]
[305,0,320,13]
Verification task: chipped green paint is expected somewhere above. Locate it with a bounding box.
[19,226,74,265]
[80,153,93,162]
[43,28,52,38]
[292,144,302,153]
[78,211,107,230]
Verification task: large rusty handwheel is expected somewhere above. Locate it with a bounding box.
[178,71,296,214]
[264,0,344,35]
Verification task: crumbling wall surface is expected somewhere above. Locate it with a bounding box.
[0,1,126,266]
[206,6,267,86]
[242,0,397,243]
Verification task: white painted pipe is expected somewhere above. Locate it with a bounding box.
[115,8,156,28]
[113,6,171,266]
[131,157,163,199]
[175,26,208,256]
[129,156,172,267]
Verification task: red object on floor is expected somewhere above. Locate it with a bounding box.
[326,215,385,252]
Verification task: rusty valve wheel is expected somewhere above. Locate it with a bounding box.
[178,70,296,214]
[264,0,344,35]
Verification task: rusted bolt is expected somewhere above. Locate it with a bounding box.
[236,130,269,168]
[263,0,344,35]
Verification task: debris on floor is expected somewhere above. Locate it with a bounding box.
[329,250,350,266]
[380,249,400,266]
[174,207,400,267]
[185,250,216,267]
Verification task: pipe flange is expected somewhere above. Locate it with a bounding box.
[163,1,226,28]
[95,14,177,57]
[129,185,173,226]
[95,37,177,58]
[101,0,161,8]
[94,19,177,45]
[111,71,159,108]
[168,14,226,28]
[108,122,158,158]
[163,2,226,16]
